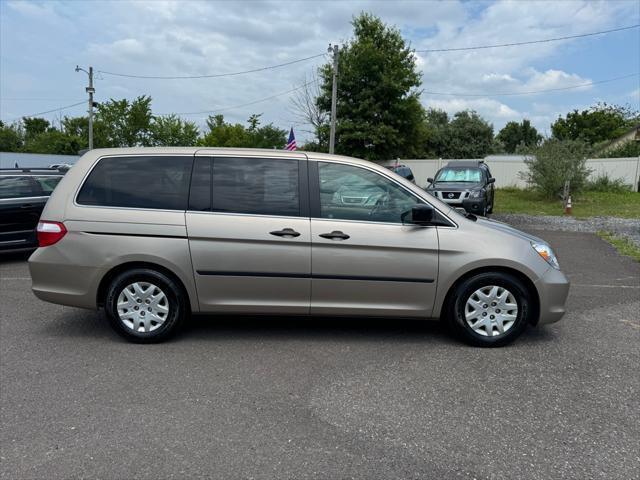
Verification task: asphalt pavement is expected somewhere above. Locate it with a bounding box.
[1,230,639,479]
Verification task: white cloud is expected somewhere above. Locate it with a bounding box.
[1,0,636,141]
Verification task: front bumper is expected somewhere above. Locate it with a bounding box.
[535,267,570,325]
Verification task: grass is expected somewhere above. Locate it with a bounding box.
[494,188,640,219]
[597,231,640,262]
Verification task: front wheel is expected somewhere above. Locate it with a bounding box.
[447,272,532,347]
[104,268,188,343]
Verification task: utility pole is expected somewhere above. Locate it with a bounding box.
[328,44,339,154]
[76,65,95,150]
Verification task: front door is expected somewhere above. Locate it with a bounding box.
[309,161,440,317]
[186,154,311,314]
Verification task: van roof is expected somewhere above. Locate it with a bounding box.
[80,147,370,165]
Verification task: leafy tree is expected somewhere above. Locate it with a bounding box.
[199,114,286,148]
[94,96,153,147]
[0,121,23,152]
[22,117,50,142]
[150,115,199,146]
[423,109,494,158]
[422,109,449,157]
[496,119,542,153]
[551,103,638,145]
[316,13,425,160]
[521,139,592,198]
[445,111,494,158]
[22,129,83,155]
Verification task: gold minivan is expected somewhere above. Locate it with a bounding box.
[29,148,569,347]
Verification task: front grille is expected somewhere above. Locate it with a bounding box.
[441,191,461,200]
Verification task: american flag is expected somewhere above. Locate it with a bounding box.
[285,127,297,151]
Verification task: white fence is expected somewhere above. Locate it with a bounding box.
[378,155,640,191]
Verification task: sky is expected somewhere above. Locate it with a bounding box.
[1,0,639,143]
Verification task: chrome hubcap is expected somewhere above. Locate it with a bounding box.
[117,282,169,333]
[465,285,518,337]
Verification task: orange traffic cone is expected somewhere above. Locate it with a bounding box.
[564,195,572,215]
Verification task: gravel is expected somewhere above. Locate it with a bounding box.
[492,213,640,248]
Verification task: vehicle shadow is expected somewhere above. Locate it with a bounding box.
[42,308,558,347]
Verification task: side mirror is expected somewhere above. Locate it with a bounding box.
[488,177,495,184]
[404,204,434,225]
[426,177,434,184]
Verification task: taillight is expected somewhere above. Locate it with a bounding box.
[37,221,67,247]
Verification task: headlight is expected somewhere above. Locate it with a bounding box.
[532,242,560,269]
[468,189,484,198]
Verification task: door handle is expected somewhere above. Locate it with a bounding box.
[269,228,301,238]
[20,204,34,208]
[319,230,350,240]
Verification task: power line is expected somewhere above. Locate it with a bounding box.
[422,73,639,97]
[93,25,638,80]
[98,53,327,80]
[416,24,639,53]
[6,100,86,122]
[158,80,317,117]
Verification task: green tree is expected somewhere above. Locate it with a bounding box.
[445,111,494,158]
[521,139,592,198]
[22,129,83,155]
[423,109,450,157]
[0,121,23,152]
[316,13,425,160]
[22,117,50,142]
[551,103,638,145]
[149,115,199,146]
[199,114,286,148]
[94,96,153,147]
[496,119,542,153]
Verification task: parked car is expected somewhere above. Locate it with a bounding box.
[29,148,569,347]
[425,161,495,216]
[0,168,66,253]
[385,164,415,183]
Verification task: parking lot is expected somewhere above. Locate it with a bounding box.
[1,229,639,480]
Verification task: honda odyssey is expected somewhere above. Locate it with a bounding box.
[29,148,569,347]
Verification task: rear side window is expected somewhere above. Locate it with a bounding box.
[210,157,300,217]
[0,176,40,199]
[77,156,192,210]
[34,176,62,195]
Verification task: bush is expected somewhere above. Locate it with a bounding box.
[585,174,632,193]
[521,139,592,199]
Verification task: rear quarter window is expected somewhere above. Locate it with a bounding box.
[76,156,192,210]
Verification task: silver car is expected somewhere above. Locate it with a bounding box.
[29,148,569,347]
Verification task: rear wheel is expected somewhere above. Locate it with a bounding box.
[447,272,532,347]
[104,268,188,343]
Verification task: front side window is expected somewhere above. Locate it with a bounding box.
[318,162,420,223]
[77,156,192,210]
[435,168,482,183]
[0,176,39,199]
[211,157,300,217]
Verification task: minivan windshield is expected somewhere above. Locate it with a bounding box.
[435,168,482,183]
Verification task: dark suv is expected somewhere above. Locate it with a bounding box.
[425,161,495,216]
[0,168,66,253]
[385,164,415,183]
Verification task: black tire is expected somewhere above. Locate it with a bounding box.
[487,202,493,214]
[104,268,188,343]
[481,203,488,217]
[446,272,532,347]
